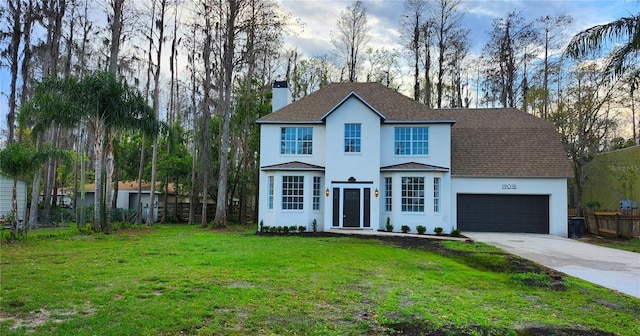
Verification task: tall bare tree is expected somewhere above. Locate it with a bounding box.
[536,14,573,119]
[331,0,370,82]
[147,0,168,225]
[550,61,619,215]
[482,10,536,108]
[400,0,428,100]
[3,0,22,144]
[433,0,465,108]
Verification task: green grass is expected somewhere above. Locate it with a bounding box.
[1,225,639,335]
[578,235,640,253]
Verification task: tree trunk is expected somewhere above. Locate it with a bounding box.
[104,136,115,230]
[6,0,21,145]
[147,0,167,226]
[28,136,43,230]
[214,0,240,228]
[93,121,104,231]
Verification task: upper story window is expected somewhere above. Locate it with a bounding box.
[394,127,428,155]
[344,123,361,153]
[281,127,312,155]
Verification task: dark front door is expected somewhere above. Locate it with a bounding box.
[343,188,361,227]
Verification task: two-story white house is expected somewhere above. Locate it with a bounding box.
[257,81,572,236]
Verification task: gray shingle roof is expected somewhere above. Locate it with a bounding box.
[380,162,450,172]
[257,82,452,123]
[439,108,573,177]
[261,161,325,171]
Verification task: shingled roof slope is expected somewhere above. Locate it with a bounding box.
[258,82,451,123]
[440,108,573,177]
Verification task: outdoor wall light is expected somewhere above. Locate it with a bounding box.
[374,188,379,197]
[325,188,330,197]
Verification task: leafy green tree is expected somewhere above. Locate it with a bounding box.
[19,71,160,231]
[0,143,68,238]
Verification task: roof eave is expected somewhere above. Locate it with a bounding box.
[384,120,456,125]
[256,120,324,125]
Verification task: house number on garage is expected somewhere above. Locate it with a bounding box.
[501,184,517,190]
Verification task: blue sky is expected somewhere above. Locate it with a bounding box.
[279,0,636,59]
[0,0,637,134]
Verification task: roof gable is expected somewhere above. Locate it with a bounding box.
[320,92,385,121]
[257,82,453,124]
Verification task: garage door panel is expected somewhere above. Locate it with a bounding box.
[457,194,549,233]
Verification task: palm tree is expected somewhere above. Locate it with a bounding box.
[566,13,640,79]
[0,143,68,238]
[19,71,160,231]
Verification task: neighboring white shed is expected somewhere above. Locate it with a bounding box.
[0,174,28,222]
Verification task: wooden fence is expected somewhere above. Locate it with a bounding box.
[569,209,640,238]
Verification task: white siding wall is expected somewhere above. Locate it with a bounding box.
[380,172,451,233]
[323,98,381,230]
[259,124,326,168]
[451,177,568,236]
[258,171,324,230]
[380,123,451,168]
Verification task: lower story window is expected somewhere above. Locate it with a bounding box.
[267,176,274,209]
[313,176,321,210]
[433,177,441,213]
[401,177,424,212]
[384,177,392,212]
[282,176,304,210]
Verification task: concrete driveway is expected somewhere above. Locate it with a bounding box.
[464,233,640,299]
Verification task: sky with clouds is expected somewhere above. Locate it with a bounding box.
[0,0,637,135]
[278,0,636,59]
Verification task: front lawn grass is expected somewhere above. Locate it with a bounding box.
[1,224,638,335]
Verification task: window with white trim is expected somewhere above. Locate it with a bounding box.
[384,177,392,212]
[313,176,321,210]
[280,127,313,155]
[401,177,424,212]
[344,123,361,153]
[394,127,428,155]
[433,177,441,213]
[282,176,304,210]
[267,176,274,209]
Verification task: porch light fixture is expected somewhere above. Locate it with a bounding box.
[374,188,379,198]
[325,188,330,197]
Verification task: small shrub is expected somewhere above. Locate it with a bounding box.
[434,227,444,235]
[451,229,462,237]
[401,225,410,233]
[276,226,283,233]
[385,217,393,232]
[416,225,427,234]
[262,225,270,233]
[259,220,264,232]
[283,226,290,234]
[298,225,306,232]
[312,219,318,232]
[289,225,298,233]
[269,226,277,233]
